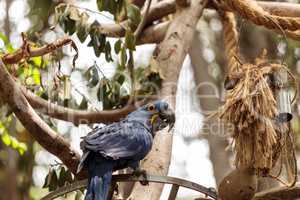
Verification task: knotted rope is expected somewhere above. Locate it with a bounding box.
[220,0,300,40]
[221,11,240,73]
[218,5,297,181]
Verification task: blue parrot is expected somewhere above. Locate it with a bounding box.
[77,100,175,200]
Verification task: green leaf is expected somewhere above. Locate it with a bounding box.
[58,14,68,33]
[1,132,11,146]
[97,78,110,102]
[49,170,59,191]
[85,65,99,87]
[78,97,88,110]
[31,57,42,67]
[105,42,113,62]
[96,0,105,11]
[0,32,14,52]
[77,24,89,43]
[120,46,127,69]
[88,23,107,57]
[126,4,141,27]
[58,167,67,187]
[65,17,76,35]
[114,73,125,85]
[65,169,73,183]
[97,0,118,15]
[114,39,122,54]
[40,91,49,100]
[76,12,90,43]
[1,130,27,155]
[17,143,27,155]
[33,67,41,85]
[43,170,52,188]
[125,30,136,50]
[11,137,18,149]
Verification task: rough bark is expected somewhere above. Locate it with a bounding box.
[0,61,82,176]
[189,32,232,185]
[128,0,208,199]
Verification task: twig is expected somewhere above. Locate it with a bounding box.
[2,37,77,65]
[22,88,138,125]
[73,87,101,112]
[68,4,115,22]
[134,0,152,39]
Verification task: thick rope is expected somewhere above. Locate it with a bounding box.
[221,11,241,73]
[221,0,300,37]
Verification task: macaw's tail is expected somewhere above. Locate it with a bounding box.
[85,170,113,200]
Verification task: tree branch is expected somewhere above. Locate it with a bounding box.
[22,88,137,125]
[2,37,75,65]
[134,0,153,39]
[88,0,175,38]
[137,21,170,45]
[253,183,300,200]
[0,60,82,176]
[128,0,208,199]
[176,0,190,7]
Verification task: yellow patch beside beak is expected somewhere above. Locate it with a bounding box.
[150,114,159,125]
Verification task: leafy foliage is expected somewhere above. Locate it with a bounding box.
[54,2,139,61]
[43,166,74,192]
[0,32,14,53]
[96,0,125,20]
[0,117,27,155]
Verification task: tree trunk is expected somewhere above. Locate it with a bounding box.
[128,0,208,199]
[189,31,232,185]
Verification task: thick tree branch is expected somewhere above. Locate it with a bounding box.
[253,183,300,200]
[131,0,300,29]
[23,89,137,125]
[128,0,208,199]
[0,60,82,176]
[137,21,170,44]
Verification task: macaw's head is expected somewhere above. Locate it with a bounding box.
[128,100,176,132]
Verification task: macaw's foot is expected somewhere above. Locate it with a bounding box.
[132,169,149,186]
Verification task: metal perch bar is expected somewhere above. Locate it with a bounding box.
[41,174,218,200]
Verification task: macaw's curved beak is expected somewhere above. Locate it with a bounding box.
[159,108,175,132]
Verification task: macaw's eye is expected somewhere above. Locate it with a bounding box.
[147,104,155,111]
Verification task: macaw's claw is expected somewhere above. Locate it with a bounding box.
[133,169,149,186]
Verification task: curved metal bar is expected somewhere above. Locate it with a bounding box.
[41,174,218,200]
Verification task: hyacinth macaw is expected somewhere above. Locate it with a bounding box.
[77,100,175,200]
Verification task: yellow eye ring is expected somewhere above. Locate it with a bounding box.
[148,104,155,111]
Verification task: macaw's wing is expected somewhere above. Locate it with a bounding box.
[82,121,152,160]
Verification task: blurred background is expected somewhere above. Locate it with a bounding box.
[0,0,300,199]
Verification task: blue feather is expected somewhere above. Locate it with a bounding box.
[78,100,172,200]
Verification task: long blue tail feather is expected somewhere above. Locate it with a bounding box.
[85,171,112,200]
[84,153,113,200]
